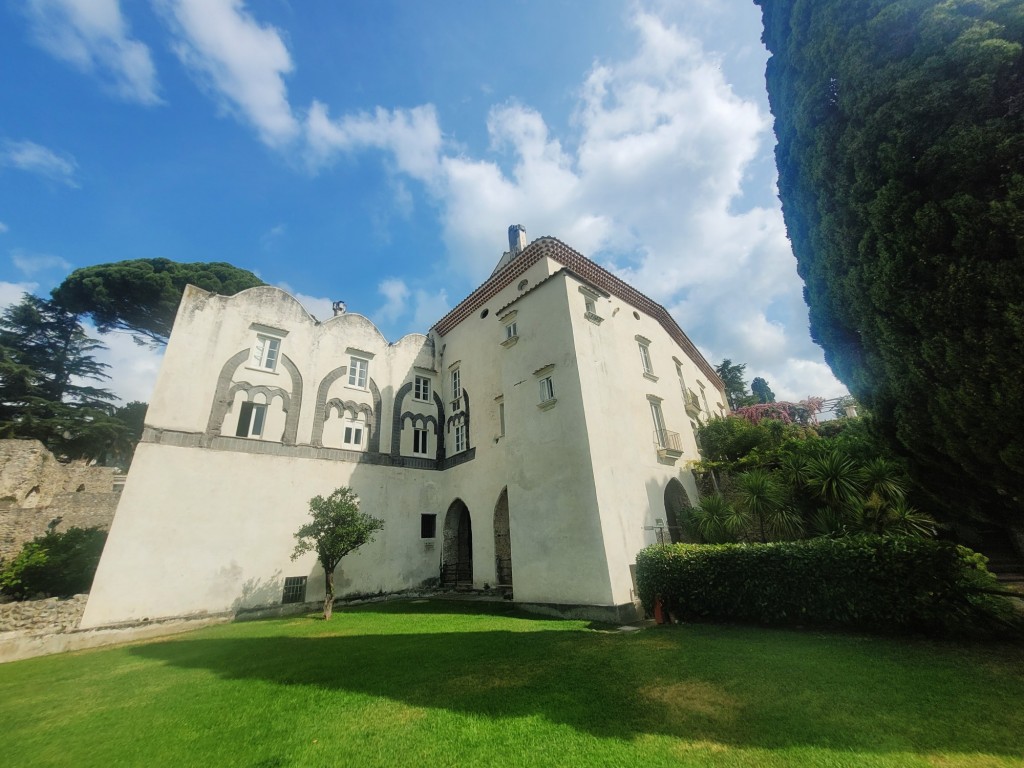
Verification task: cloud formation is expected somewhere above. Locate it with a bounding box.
[1,139,79,187]
[11,249,72,276]
[24,0,160,104]
[158,0,299,146]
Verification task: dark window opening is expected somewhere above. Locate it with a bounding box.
[282,576,307,604]
[421,513,437,539]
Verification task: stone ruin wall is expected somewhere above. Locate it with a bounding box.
[0,439,122,562]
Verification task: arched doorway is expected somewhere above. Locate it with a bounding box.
[493,489,513,589]
[664,479,691,544]
[441,499,473,587]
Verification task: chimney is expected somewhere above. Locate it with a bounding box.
[508,224,527,255]
[332,300,347,316]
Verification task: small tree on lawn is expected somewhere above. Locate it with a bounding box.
[291,487,384,620]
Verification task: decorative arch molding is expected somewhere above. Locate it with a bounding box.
[206,349,302,445]
[390,381,413,457]
[325,399,374,423]
[401,412,438,431]
[433,392,446,461]
[311,366,380,452]
[445,388,471,452]
[228,382,290,410]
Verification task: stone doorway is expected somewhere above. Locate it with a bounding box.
[664,479,691,544]
[493,488,513,589]
[441,499,473,587]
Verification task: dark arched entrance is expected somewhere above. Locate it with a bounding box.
[493,488,512,589]
[664,479,691,544]
[441,499,473,586]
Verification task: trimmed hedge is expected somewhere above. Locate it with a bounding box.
[636,535,1020,637]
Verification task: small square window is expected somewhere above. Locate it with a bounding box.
[252,335,280,371]
[454,423,467,453]
[539,376,554,403]
[235,401,267,438]
[421,514,437,539]
[505,321,518,339]
[348,357,368,388]
[282,576,307,604]
[584,296,596,315]
[414,375,431,402]
[413,427,428,456]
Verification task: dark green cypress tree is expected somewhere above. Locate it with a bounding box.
[755,0,1024,532]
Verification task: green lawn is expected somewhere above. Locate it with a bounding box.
[2,599,1023,767]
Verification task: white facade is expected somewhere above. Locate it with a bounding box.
[82,233,727,628]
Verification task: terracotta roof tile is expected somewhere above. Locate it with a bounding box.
[430,237,724,390]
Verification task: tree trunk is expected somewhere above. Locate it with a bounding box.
[323,566,334,621]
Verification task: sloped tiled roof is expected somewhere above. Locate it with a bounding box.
[430,237,725,391]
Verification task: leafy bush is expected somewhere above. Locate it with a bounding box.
[0,527,107,599]
[636,536,1020,637]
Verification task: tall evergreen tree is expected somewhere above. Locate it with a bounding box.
[0,295,125,460]
[715,359,751,411]
[751,377,776,404]
[755,0,1024,532]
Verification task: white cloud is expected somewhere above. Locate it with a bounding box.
[86,326,165,404]
[0,222,8,234]
[305,101,443,181]
[0,140,79,187]
[24,0,160,104]
[0,281,40,309]
[373,278,410,326]
[11,249,72,277]
[158,0,299,146]
[410,288,450,332]
[274,282,333,322]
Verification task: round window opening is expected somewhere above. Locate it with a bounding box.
[517,279,529,291]
[480,308,489,318]
[633,311,640,320]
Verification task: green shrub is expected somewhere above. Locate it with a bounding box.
[0,527,107,600]
[636,535,1020,637]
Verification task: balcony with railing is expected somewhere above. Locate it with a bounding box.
[653,428,684,460]
[684,390,703,418]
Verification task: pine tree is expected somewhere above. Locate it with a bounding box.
[0,294,125,460]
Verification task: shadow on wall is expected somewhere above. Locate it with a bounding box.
[231,572,284,611]
[128,602,1024,756]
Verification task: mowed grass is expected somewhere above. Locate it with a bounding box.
[2,600,1023,768]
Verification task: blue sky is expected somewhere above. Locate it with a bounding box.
[0,0,847,405]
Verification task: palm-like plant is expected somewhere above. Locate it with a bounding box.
[862,458,907,505]
[806,450,866,511]
[735,469,802,541]
[686,493,734,543]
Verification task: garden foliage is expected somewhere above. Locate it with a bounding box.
[755,0,1024,526]
[0,526,108,600]
[636,536,1020,637]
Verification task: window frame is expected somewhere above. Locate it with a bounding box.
[251,334,281,372]
[235,401,268,438]
[348,356,369,389]
[451,368,462,400]
[413,375,431,402]
[454,422,467,453]
[412,427,429,456]
[539,376,555,403]
[342,416,366,449]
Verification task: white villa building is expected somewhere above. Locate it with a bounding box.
[82,227,728,627]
